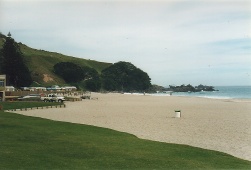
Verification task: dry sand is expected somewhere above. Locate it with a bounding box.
[12,93,251,161]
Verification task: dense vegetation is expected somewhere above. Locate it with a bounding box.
[0,104,250,169]
[168,84,216,92]
[53,61,151,92]
[101,61,151,92]
[53,62,101,91]
[54,62,84,83]
[0,33,32,87]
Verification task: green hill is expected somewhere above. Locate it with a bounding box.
[0,33,112,86]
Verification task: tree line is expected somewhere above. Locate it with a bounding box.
[53,61,151,92]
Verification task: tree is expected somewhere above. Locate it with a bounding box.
[53,62,101,91]
[1,33,32,87]
[0,32,6,73]
[53,62,84,83]
[0,47,3,73]
[84,68,101,92]
[101,61,151,92]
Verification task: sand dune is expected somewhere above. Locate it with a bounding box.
[12,93,251,161]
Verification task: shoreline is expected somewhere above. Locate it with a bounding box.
[12,92,251,161]
[126,91,251,101]
[125,92,251,103]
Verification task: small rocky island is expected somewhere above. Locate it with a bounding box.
[167,84,217,92]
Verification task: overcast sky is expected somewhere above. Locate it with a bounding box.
[1,0,250,86]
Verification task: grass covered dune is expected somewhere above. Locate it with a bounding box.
[1,109,251,169]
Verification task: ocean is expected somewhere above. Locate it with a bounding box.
[154,86,251,99]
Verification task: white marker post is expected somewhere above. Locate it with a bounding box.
[175,110,181,118]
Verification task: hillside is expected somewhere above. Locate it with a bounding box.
[0,33,112,86]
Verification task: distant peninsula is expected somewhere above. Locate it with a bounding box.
[167,84,217,92]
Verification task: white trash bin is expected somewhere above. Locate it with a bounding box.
[175,110,181,118]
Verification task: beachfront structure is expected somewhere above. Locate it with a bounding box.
[47,85,77,91]
[46,85,62,91]
[20,86,77,92]
[21,87,47,91]
[61,86,77,91]
[5,86,15,92]
[29,87,47,91]
[20,87,30,91]
[0,75,6,101]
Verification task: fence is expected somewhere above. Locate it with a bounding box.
[4,104,66,112]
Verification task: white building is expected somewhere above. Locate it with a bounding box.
[5,86,15,92]
[0,75,6,101]
[61,86,77,91]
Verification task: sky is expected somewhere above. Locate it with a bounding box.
[0,0,251,86]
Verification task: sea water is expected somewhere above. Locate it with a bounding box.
[151,86,251,99]
[169,86,251,99]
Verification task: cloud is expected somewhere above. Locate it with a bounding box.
[1,0,250,86]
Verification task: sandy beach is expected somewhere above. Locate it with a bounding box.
[12,93,251,161]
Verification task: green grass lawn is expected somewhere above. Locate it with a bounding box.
[0,102,251,169]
